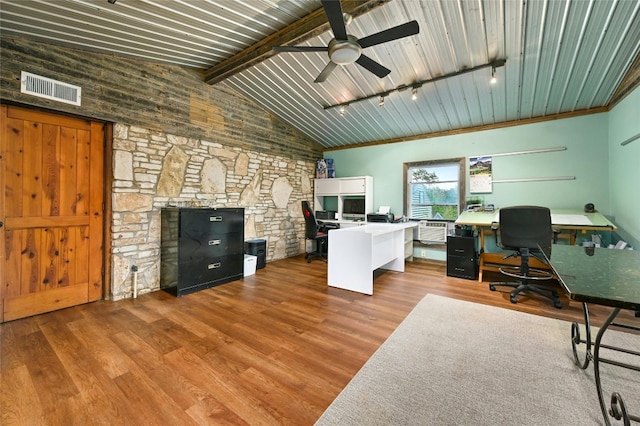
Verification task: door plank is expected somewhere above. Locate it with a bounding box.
[60,227,74,288]
[75,226,90,289]
[88,121,104,301]
[5,215,90,229]
[3,230,22,299]
[60,126,78,216]
[40,227,59,291]
[7,106,91,130]
[3,282,90,322]
[4,115,24,217]
[22,121,43,217]
[42,123,60,217]
[76,129,91,217]
[21,229,40,295]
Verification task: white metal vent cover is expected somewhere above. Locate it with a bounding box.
[20,71,81,106]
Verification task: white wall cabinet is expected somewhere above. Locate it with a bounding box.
[314,176,373,220]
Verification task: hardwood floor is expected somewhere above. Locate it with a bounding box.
[1,256,636,425]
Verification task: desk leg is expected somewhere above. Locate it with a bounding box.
[571,302,592,370]
[477,227,486,282]
[592,307,640,426]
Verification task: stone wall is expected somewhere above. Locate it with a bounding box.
[1,37,324,300]
[111,124,315,300]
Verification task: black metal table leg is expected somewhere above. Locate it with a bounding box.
[571,302,592,369]
[592,307,640,426]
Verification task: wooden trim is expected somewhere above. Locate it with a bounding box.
[6,105,92,130]
[609,50,640,108]
[103,122,113,300]
[204,0,388,84]
[88,121,105,302]
[0,106,6,322]
[324,107,609,152]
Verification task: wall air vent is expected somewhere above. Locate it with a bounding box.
[20,71,81,106]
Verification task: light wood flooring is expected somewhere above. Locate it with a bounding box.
[1,256,636,425]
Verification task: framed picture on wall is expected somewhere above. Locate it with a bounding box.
[469,156,492,193]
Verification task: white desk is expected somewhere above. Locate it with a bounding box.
[327,223,417,295]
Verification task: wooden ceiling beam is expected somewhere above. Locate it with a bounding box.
[204,0,389,85]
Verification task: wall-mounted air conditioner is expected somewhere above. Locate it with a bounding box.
[416,221,448,243]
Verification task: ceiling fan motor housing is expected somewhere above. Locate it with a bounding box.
[328,35,361,65]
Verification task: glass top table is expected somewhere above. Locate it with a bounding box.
[545,244,640,425]
[546,245,640,310]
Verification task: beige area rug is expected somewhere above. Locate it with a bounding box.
[315,294,640,426]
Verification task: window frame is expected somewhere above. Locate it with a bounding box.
[403,157,466,220]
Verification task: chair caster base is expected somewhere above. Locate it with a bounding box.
[489,284,496,291]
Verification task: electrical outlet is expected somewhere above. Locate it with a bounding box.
[420,249,427,257]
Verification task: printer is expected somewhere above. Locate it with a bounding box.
[367,213,394,223]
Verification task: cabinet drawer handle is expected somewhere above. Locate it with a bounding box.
[454,249,465,253]
[210,216,223,222]
[209,239,221,245]
[455,267,465,271]
[208,262,222,269]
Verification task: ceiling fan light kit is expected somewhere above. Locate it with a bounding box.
[328,36,361,65]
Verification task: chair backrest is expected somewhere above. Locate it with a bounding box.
[499,206,553,258]
[301,201,320,239]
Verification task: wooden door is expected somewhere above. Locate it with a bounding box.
[0,105,104,322]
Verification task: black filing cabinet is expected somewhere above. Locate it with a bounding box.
[446,236,477,280]
[161,207,244,296]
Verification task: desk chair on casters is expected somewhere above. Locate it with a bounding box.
[302,201,329,263]
[489,206,562,309]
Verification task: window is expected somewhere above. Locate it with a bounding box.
[404,158,465,221]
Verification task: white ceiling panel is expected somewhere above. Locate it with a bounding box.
[1,0,638,148]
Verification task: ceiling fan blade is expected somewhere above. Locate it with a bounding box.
[321,0,347,40]
[314,61,338,83]
[355,55,391,78]
[358,20,420,49]
[273,46,328,53]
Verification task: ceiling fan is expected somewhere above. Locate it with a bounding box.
[273,0,419,83]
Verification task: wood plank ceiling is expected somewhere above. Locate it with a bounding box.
[1,0,639,149]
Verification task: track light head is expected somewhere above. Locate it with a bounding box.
[490,67,497,84]
[323,59,507,112]
[339,104,347,116]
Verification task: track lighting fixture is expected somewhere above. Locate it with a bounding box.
[339,104,347,116]
[324,59,506,112]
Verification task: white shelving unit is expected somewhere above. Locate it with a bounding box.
[313,176,373,221]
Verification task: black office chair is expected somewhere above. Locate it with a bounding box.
[302,201,329,262]
[489,206,562,309]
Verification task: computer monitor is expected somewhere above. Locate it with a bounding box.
[343,198,365,220]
